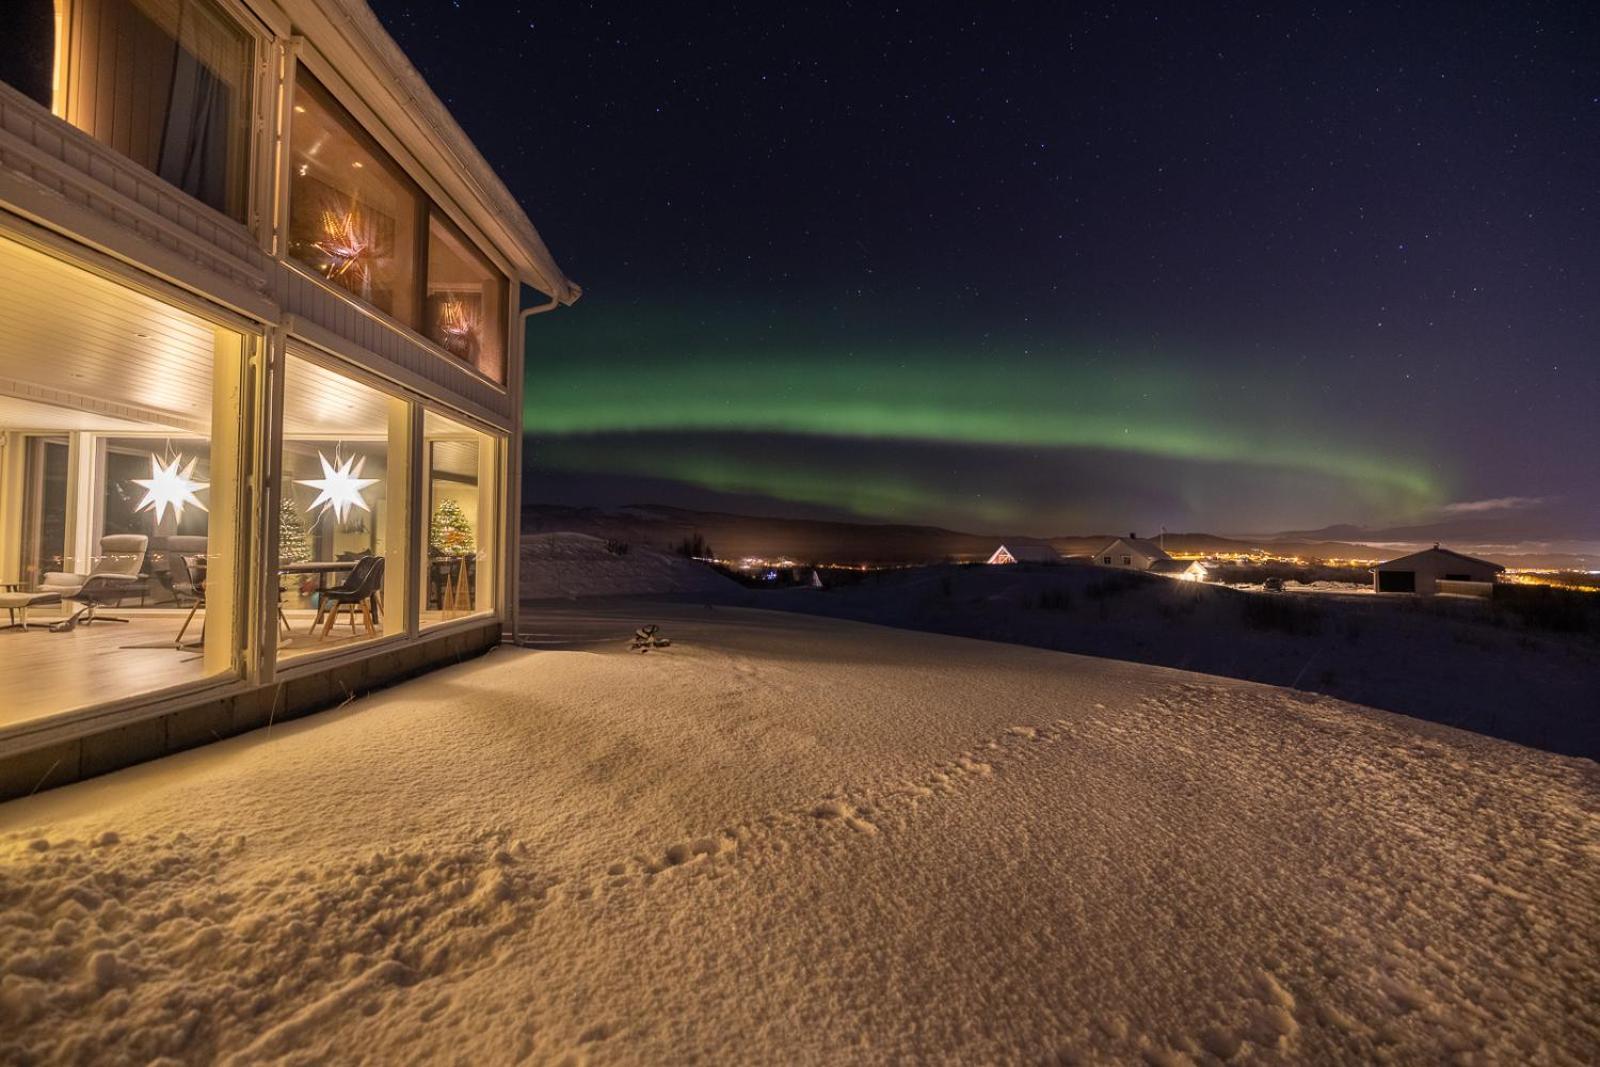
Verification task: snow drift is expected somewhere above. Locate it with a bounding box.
[0,602,1595,1064]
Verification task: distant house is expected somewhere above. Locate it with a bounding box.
[1372,545,1504,596]
[1149,559,1207,581]
[986,544,1060,565]
[1093,535,1172,571]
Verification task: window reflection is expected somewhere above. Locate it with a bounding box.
[426,213,506,382]
[287,73,423,326]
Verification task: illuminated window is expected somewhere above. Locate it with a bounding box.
[426,212,507,382]
[0,233,247,729]
[288,73,423,326]
[276,354,410,661]
[421,410,497,626]
[54,0,254,220]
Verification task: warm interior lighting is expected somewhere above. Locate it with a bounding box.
[132,452,208,523]
[298,450,378,523]
[435,297,480,354]
[313,204,379,288]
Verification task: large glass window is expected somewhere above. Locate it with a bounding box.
[276,354,409,661]
[56,0,254,220]
[0,234,246,730]
[421,411,497,627]
[0,1,56,108]
[288,74,423,327]
[426,212,508,383]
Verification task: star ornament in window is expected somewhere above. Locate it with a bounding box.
[298,451,379,523]
[133,453,209,524]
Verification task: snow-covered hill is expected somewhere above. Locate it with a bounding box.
[520,531,740,600]
[1,602,1595,1064]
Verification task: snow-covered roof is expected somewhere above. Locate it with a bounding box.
[1374,546,1505,572]
[1095,537,1172,561]
[292,0,580,304]
[988,544,1060,564]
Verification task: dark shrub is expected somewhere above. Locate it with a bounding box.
[1240,593,1323,635]
[604,539,630,556]
[1492,584,1598,635]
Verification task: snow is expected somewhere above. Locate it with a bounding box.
[521,531,741,600]
[2,601,1597,1064]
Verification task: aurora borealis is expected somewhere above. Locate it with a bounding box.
[376,2,1599,539]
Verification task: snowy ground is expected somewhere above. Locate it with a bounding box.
[2,602,1597,1065]
[760,564,1600,759]
[521,532,741,600]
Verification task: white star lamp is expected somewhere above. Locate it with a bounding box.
[298,451,379,524]
[133,453,208,524]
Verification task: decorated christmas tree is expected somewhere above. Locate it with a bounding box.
[430,498,475,556]
[279,496,313,564]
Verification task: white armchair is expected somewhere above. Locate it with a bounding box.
[46,535,149,630]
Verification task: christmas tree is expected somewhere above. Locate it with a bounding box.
[279,496,313,564]
[430,498,475,556]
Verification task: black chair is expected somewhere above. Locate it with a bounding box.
[318,556,384,639]
[168,552,205,649]
[309,555,373,634]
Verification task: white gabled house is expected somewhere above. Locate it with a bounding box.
[987,544,1060,565]
[1093,535,1172,570]
[1148,559,1207,581]
[0,0,578,797]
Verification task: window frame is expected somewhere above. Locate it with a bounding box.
[49,0,274,230]
[281,58,517,390]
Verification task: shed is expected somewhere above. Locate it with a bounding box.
[1372,545,1504,596]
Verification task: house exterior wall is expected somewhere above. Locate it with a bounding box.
[0,0,572,793]
[1372,552,1501,596]
[1094,539,1168,570]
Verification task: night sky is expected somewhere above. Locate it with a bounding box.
[374,2,1598,540]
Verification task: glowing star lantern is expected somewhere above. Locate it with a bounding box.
[133,453,208,524]
[298,451,378,524]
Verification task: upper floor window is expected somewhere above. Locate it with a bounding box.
[426,211,507,382]
[0,1,56,108]
[288,72,424,327]
[55,0,254,220]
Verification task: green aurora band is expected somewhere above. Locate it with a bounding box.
[526,346,1445,519]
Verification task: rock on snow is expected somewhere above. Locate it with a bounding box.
[1,602,1596,1064]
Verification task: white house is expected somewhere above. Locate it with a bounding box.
[1372,545,1504,596]
[0,0,578,797]
[1148,559,1207,581]
[1093,536,1172,570]
[987,544,1060,565]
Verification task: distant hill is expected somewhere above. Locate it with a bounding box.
[523,505,1395,566]
[522,504,1053,564]
[524,504,1594,569]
